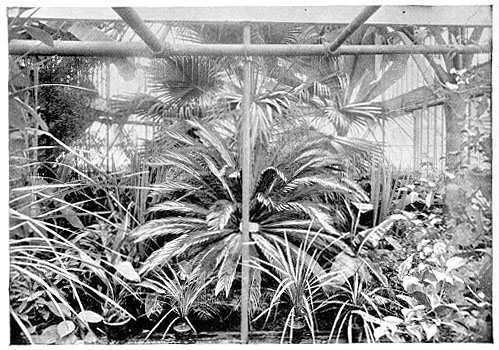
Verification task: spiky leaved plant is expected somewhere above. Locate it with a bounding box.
[250,230,344,343]
[138,262,215,339]
[327,271,390,343]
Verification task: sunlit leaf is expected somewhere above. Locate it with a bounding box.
[57,320,75,338]
[114,261,141,282]
[77,310,103,323]
[39,324,59,344]
[67,22,136,80]
[398,254,414,279]
[402,275,422,292]
[445,256,466,272]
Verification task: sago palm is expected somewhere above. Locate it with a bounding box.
[130,119,376,296]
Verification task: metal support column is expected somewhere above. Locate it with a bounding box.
[240,24,252,344]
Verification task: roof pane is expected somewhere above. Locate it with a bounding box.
[10,6,492,26]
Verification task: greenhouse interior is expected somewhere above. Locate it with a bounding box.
[7,5,494,345]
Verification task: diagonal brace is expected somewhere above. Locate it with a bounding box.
[326,6,381,54]
[112,7,165,54]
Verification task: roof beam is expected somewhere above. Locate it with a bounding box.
[9,40,491,58]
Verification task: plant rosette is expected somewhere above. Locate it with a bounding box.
[102,308,132,340]
[290,316,306,330]
[103,312,131,326]
[102,302,133,324]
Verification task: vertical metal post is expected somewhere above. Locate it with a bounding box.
[417,110,422,170]
[419,110,424,170]
[424,107,430,162]
[433,108,438,169]
[240,24,252,344]
[33,64,39,162]
[105,61,111,173]
[466,101,471,165]
[413,111,418,170]
[444,106,447,170]
[381,115,386,160]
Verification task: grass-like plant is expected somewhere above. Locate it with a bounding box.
[9,95,142,343]
[9,208,136,344]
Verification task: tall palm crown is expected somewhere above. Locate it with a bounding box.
[111,23,394,137]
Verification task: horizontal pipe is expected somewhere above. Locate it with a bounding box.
[9,40,490,57]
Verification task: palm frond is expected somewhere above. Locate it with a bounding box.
[148,57,222,106]
[147,201,208,215]
[139,229,231,274]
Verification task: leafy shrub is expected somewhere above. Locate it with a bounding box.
[371,197,492,343]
